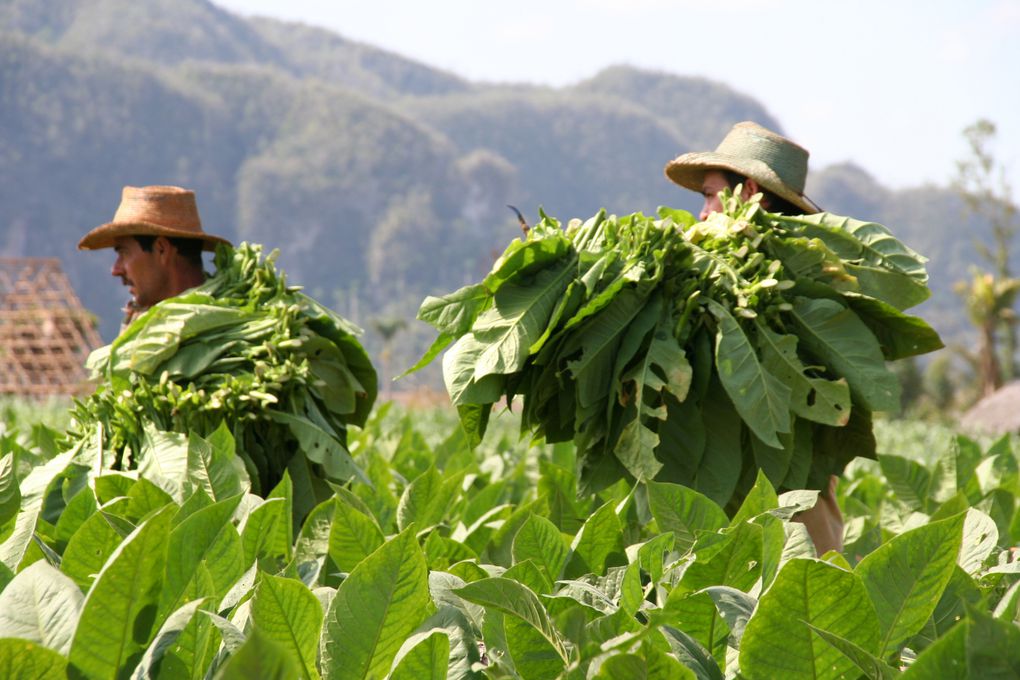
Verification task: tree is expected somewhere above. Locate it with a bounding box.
[952,120,1020,392]
[953,271,1020,397]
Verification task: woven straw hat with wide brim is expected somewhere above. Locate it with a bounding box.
[78,185,232,251]
[664,121,820,214]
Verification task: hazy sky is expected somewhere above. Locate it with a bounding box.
[215,0,1019,194]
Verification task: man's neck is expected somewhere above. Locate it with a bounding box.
[165,265,206,299]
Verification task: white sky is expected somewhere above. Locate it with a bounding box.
[215,0,1020,194]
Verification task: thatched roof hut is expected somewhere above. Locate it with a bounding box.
[0,257,102,397]
[959,380,1020,436]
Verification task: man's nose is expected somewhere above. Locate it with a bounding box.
[111,259,124,277]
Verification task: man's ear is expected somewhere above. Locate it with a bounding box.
[154,236,173,263]
[741,178,761,200]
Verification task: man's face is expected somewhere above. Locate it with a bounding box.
[699,170,731,221]
[699,170,759,220]
[111,236,171,309]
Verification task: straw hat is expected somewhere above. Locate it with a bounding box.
[78,185,231,251]
[665,121,820,214]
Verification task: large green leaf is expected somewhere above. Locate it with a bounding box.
[564,287,652,410]
[903,605,1020,679]
[709,301,790,447]
[328,500,384,574]
[286,498,336,587]
[52,486,98,550]
[694,379,743,506]
[689,523,761,584]
[471,260,575,380]
[186,427,246,503]
[160,494,246,619]
[250,574,324,680]
[0,453,20,543]
[701,586,756,649]
[396,466,462,533]
[855,513,966,655]
[2,451,78,570]
[138,428,191,502]
[804,623,900,680]
[660,626,724,680]
[594,645,695,680]
[61,511,128,591]
[453,577,568,673]
[755,323,850,427]
[957,508,998,576]
[241,498,290,570]
[442,334,506,406]
[117,302,250,375]
[645,481,727,554]
[958,604,1020,677]
[152,568,218,678]
[842,292,944,359]
[511,514,570,585]
[320,528,431,680]
[0,561,83,654]
[270,412,366,485]
[482,231,572,293]
[396,607,481,680]
[789,297,900,412]
[128,598,207,680]
[900,619,967,680]
[658,590,730,668]
[879,454,933,512]
[564,501,624,579]
[739,558,880,680]
[212,626,302,680]
[613,309,692,482]
[452,578,565,654]
[0,638,67,679]
[654,391,705,486]
[417,283,491,336]
[68,505,174,680]
[776,213,929,284]
[387,630,450,680]
[843,263,931,310]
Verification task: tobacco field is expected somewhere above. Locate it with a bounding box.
[1,401,1019,680]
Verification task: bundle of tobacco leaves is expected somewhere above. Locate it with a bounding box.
[67,243,377,506]
[410,192,942,507]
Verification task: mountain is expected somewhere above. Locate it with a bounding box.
[0,0,991,385]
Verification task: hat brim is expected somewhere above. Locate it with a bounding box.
[78,221,232,252]
[665,151,819,215]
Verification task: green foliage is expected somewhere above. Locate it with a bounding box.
[66,243,377,504]
[413,195,942,505]
[1,402,1018,677]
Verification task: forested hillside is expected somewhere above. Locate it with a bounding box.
[0,0,991,380]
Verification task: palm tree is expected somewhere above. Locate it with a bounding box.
[954,270,1020,397]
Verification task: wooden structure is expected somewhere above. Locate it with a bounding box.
[0,257,103,397]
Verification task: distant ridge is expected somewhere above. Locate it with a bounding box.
[0,0,990,374]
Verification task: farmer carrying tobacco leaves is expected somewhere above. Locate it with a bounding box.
[415,121,940,562]
[664,121,843,554]
[73,185,376,517]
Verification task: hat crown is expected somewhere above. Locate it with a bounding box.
[716,122,809,193]
[112,185,202,234]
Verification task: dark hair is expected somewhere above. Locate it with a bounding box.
[721,170,803,215]
[133,235,204,269]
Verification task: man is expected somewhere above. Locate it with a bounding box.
[78,185,231,330]
[663,122,843,555]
